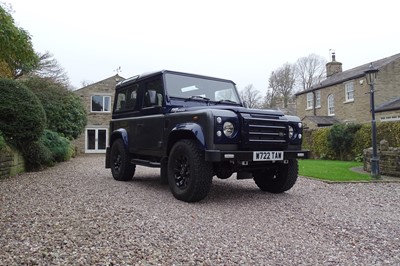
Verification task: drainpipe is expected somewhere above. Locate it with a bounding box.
[312,91,316,116]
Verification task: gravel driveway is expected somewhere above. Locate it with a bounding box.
[1,154,399,265]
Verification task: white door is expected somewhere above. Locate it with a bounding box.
[86,128,108,153]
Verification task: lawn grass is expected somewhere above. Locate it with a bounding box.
[298,159,371,182]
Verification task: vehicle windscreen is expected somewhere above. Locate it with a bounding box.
[164,73,241,104]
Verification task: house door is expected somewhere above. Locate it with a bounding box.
[86,128,108,153]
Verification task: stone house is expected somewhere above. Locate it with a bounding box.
[295,53,400,128]
[74,75,124,153]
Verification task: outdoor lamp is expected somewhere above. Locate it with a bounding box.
[364,63,380,179]
[365,63,379,85]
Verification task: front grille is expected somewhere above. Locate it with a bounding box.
[241,115,288,149]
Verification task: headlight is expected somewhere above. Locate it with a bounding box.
[223,122,234,138]
[288,125,294,139]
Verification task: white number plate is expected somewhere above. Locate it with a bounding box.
[253,151,284,161]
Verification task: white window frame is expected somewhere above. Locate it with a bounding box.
[344,81,354,102]
[85,127,108,153]
[380,115,400,122]
[91,95,111,113]
[306,93,313,110]
[315,91,321,108]
[328,94,335,116]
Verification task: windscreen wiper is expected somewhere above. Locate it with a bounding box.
[184,95,210,102]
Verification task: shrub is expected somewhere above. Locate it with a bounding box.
[40,130,74,162]
[21,77,87,139]
[0,79,46,145]
[305,121,400,161]
[21,140,53,171]
[328,123,361,160]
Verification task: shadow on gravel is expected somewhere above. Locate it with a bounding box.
[206,179,296,204]
[123,173,296,203]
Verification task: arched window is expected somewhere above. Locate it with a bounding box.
[328,94,335,116]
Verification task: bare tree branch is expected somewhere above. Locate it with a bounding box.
[295,53,326,91]
[25,51,71,87]
[239,84,261,108]
[267,63,296,108]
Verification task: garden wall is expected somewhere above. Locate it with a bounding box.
[0,145,25,179]
[363,140,400,177]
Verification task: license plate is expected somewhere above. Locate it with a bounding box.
[253,151,283,161]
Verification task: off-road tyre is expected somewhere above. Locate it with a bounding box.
[168,139,213,202]
[110,139,136,181]
[253,159,298,193]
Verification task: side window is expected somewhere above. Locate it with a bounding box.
[114,84,139,112]
[306,93,313,109]
[315,91,321,108]
[91,95,111,112]
[144,79,163,107]
[345,81,354,102]
[328,94,335,116]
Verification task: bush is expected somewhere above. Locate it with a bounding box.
[21,140,53,171]
[21,77,87,139]
[40,130,74,162]
[328,123,361,160]
[305,121,400,161]
[0,79,46,145]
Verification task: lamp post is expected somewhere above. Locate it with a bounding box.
[364,63,380,179]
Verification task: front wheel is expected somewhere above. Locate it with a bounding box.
[110,139,136,181]
[253,159,298,193]
[168,139,213,202]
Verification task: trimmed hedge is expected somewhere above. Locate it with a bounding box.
[0,79,46,145]
[303,121,400,161]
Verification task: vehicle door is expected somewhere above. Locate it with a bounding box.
[135,77,166,155]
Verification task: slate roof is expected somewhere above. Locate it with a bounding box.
[376,97,400,112]
[302,116,340,126]
[296,53,400,96]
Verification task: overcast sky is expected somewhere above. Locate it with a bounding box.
[10,0,400,92]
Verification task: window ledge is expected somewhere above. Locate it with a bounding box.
[305,107,313,111]
[344,99,354,104]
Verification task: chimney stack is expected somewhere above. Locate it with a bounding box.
[326,52,343,77]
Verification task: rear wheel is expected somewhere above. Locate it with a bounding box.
[168,139,213,202]
[110,139,136,181]
[253,159,298,193]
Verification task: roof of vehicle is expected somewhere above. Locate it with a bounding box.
[116,70,236,88]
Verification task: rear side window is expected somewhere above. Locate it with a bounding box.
[114,84,139,112]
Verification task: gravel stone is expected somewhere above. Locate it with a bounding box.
[1,154,399,265]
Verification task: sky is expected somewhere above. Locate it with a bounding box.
[9,0,400,93]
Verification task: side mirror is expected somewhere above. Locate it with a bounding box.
[146,90,157,106]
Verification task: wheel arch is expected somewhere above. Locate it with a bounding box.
[110,128,129,150]
[167,123,206,155]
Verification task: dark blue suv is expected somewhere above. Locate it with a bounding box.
[106,70,308,202]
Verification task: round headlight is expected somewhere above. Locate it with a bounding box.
[288,125,294,139]
[223,122,235,138]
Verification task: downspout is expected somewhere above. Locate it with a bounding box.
[312,91,316,116]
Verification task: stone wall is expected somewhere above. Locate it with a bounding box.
[0,146,25,179]
[73,75,123,153]
[363,140,400,177]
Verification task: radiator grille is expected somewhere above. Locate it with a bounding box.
[242,115,288,149]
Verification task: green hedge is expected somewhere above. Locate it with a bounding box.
[303,121,400,161]
[22,130,74,171]
[0,79,46,145]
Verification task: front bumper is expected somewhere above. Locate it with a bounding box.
[205,149,309,162]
